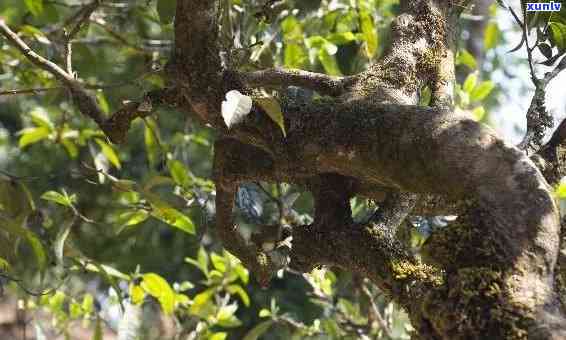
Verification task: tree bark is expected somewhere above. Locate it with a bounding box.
[173,0,566,338]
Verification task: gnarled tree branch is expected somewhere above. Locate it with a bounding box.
[239,68,355,96]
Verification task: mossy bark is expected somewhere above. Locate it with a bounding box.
[171,0,566,338]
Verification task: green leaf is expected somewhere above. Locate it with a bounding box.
[24,0,44,16]
[144,191,195,234]
[0,179,34,220]
[25,232,47,273]
[116,210,150,233]
[463,72,478,94]
[472,106,486,121]
[0,215,46,273]
[456,49,477,70]
[216,304,242,328]
[185,247,209,276]
[281,16,303,42]
[359,9,378,58]
[226,284,250,306]
[70,301,83,318]
[189,288,215,317]
[258,309,271,318]
[0,257,11,271]
[144,119,161,168]
[284,43,307,69]
[326,32,356,45]
[209,333,227,340]
[96,139,121,169]
[151,204,195,234]
[82,294,94,314]
[470,81,495,102]
[157,0,176,24]
[29,108,54,129]
[141,273,176,314]
[167,160,192,188]
[53,219,73,266]
[255,96,286,137]
[18,127,50,149]
[318,47,342,76]
[41,191,74,207]
[129,283,146,305]
[243,320,274,340]
[556,182,566,198]
[79,260,130,281]
[61,139,79,158]
[419,86,432,106]
[96,92,110,114]
[210,253,226,273]
[549,22,566,51]
[483,22,500,50]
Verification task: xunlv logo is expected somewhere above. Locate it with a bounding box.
[526,2,562,11]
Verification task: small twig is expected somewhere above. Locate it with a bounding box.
[0,80,137,97]
[362,284,393,339]
[0,272,68,297]
[90,18,149,53]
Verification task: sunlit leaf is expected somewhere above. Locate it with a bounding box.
[209,333,227,340]
[144,122,160,169]
[82,294,94,314]
[79,260,130,281]
[463,72,478,94]
[141,273,175,314]
[556,182,566,198]
[41,191,74,207]
[472,106,487,121]
[24,0,44,16]
[318,48,342,76]
[53,219,73,266]
[360,9,378,58]
[144,191,195,234]
[456,49,477,69]
[96,139,121,169]
[189,288,215,317]
[470,81,495,102]
[227,284,250,306]
[18,127,50,149]
[549,22,566,51]
[168,160,192,188]
[210,253,226,273]
[255,95,286,137]
[484,22,500,50]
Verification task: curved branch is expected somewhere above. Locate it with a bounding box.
[239,68,355,96]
